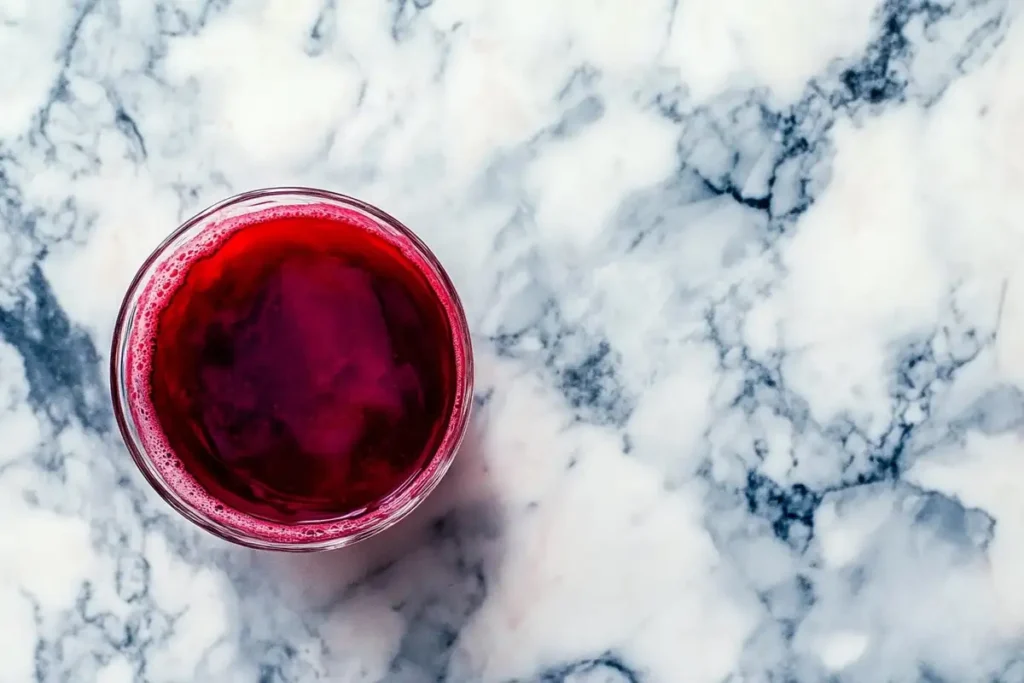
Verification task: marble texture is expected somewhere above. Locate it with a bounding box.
[1,0,1023,680]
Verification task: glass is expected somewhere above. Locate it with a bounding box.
[110,187,473,551]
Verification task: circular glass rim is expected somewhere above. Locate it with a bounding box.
[110,187,474,552]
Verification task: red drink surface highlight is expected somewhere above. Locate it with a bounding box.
[121,200,469,545]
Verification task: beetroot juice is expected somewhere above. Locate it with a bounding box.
[111,189,473,550]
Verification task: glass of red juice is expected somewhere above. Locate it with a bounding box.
[111,187,473,551]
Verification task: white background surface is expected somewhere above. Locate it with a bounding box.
[0,0,1022,680]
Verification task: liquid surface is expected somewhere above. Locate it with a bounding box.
[139,210,457,524]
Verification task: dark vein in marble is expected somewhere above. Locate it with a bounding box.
[0,264,108,431]
[518,654,641,683]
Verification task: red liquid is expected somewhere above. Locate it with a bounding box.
[127,206,458,529]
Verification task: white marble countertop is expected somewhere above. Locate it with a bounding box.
[1,0,1023,681]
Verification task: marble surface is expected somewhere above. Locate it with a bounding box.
[1,0,1023,680]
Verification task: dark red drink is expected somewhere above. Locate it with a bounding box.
[112,189,473,550]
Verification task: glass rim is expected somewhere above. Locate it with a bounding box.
[110,187,474,552]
